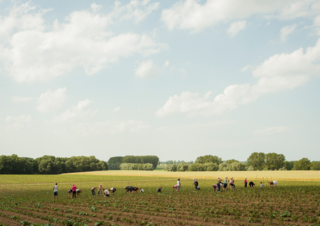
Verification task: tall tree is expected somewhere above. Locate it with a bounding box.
[265,153,285,170]
[195,155,222,165]
[247,152,265,170]
[293,158,311,170]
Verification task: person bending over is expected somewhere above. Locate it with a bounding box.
[124,186,134,193]
[68,189,73,199]
[212,184,217,192]
[76,189,82,197]
[110,187,116,195]
[104,189,110,197]
[132,187,139,193]
[140,188,144,193]
[157,187,162,193]
[91,187,96,196]
[249,182,255,188]
[268,181,278,187]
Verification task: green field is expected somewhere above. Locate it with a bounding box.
[0,173,320,225]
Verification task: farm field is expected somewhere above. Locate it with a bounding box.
[68,170,320,181]
[0,174,320,226]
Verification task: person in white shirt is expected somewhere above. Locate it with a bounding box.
[140,188,144,193]
[177,178,181,192]
[53,183,58,200]
[110,187,116,195]
[104,189,110,197]
[268,181,278,187]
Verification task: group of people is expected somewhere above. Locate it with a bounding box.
[52,177,279,199]
[91,184,117,197]
[212,177,278,192]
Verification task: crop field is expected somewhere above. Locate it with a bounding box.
[1,174,320,226]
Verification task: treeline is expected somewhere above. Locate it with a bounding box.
[108,155,159,170]
[0,155,108,174]
[165,153,320,171]
[119,163,154,171]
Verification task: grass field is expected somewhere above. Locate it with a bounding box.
[0,172,320,225]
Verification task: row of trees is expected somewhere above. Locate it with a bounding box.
[165,153,320,172]
[119,163,154,171]
[0,155,108,174]
[108,155,159,170]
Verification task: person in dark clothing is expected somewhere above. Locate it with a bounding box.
[157,187,162,193]
[249,182,255,187]
[91,187,96,196]
[124,186,134,193]
[193,179,199,190]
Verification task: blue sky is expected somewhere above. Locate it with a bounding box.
[1,0,320,162]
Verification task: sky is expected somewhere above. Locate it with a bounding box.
[0,0,320,162]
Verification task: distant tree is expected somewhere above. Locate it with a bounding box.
[265,153,285,170]
[284,161,294,170]
[293,158,311,170]
[108,156,124,170]
[218,163,228,171]
[225,159,238,164]
[171,164,178,172]
[178,162,189,171]
[195,155,222,165]
[310,161,320,170]
[247,152,265,170]
[204,162,219,171]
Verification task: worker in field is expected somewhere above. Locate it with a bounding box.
[157,187,162,193]
[268,181,278,187]
[76,188,82,197]
[229,177,235,189]
[259,182,264,189]
[110,187,116,195]
[68,188,73,198]
[249,181,255,187]
[212,184,217,192]
[176,178,181,192]
[104,189,110,197]
[72,184,77,198]
[98,183,103,195]
[91,187,97,195]
[53,183,58,200]
[193,178,199,190]
[217,177,222,191]
[244,178,248,187]
[223,177,228,191]
[133,187,139,193]
[140,188,144,193]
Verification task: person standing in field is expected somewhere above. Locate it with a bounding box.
[177,179,181,192]
[193,178,199,190]
[217,177,222,191]
[229,177,235,189]
[53,183,58,200]
[98,184,103,195]
[244,178,248,187]
[72,184,77,198]
[223,177,228,191]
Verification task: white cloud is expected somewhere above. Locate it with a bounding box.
[161,0,319,32]
[75,120,150,136]
[54,99,95,121]
[113,0,159,23]
[11,96,32,102]
[157,38,320,117]
[313,15,320,35]
[228,20,246,37]
[37,88,66,113]
[164,60,170,67]
[0,2,165,83]
[280,24,297,42]
[254,126,290,135]
[135,60,159,78]
[113,106,120,112]
[240,65,254,72]
[6,115,32,129]
[91,3,102,12]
